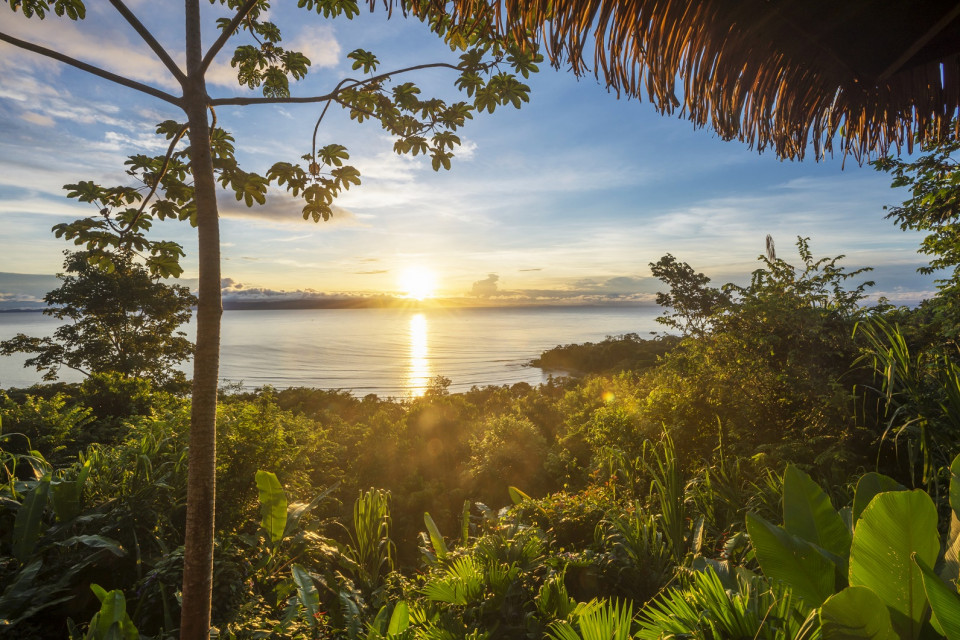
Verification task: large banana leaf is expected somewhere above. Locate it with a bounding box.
[819,586,898,640]
[848,490,938,640]
[12,475,50,563]
[423,512,449,561]
[387,602,410,636]
[915,554,960,640]
[944,455,960,583]
[783,465,850,562]
[852,473,903,524]
[291,564,320,628]
[255,470,287,547]
[746,512,835,606]
[89,584,138,640]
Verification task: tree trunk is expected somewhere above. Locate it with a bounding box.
[180,1,221,637]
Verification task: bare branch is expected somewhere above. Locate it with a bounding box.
[310,76,358,157]
[199,0,261,76]
[209,61,464,106]
[108,0,187,85]
[0,31,182,107]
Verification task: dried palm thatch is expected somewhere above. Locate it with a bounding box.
[420,0,960,161]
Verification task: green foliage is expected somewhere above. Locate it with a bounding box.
[547,598,634,640]
[533,333,681,376]
[0,251,194,388]
[737,458,960,640]
[256,470,288,548]
[848,490,939,640]
[422,512,449,563]
[0,391,93,464]
[642,431,686,563]
[346,489,396,595]
[874,133,960,293]
[6,317,960,639]
[82,584,138,640]
[596,503,673,603]
[914,555,960,640]
[746,510,837,606]
[650,253,730,336]
[781,465,851,569]
[636,567,811,639]
[644,237,875,462]
[855,318,960,492]
[819,586,899,640]
[468,415,548,504]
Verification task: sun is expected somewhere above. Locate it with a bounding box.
[398,266,437,300]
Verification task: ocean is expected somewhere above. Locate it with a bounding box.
[0,306,662,397]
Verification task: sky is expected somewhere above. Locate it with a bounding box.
[0,2,943,310]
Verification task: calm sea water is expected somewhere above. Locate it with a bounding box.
[0,307,661,397]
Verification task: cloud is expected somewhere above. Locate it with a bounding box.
[467,288,659,305]
[355,269,388,274]
[217,188,365,227]
[20,111,55,127]
[0,12,182,90]
[0,272,60,309]
[218,279,399,308]
[470,273,499,297]
[571,276,652,294]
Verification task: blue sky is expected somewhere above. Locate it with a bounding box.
[0,2,941,309]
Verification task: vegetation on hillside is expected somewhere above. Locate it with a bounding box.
[2,235,960,638]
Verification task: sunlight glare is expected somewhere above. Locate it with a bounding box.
[408,313,430,397]
[399,266,436,300]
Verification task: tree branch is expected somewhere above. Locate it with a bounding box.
[209,61,464,106]
[124,124,191,233]
[0,31,182,107]
[311,76,358,157]
[199,0,261,76]
[108,0,187,85]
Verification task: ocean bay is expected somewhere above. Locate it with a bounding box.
[0,306,661,396]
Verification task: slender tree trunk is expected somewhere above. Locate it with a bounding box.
[180,1,221,637]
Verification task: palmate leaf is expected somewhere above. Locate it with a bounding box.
[782,464,851,564]
[746,511,835,607]
[849,490,939,640]
[819,586,898,640]
[915,554,960,639]
[548,599,634,640]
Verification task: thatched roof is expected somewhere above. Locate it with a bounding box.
[439,0,960,160]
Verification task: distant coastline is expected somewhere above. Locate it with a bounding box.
[218,298,659,311]
[0,300,659,312]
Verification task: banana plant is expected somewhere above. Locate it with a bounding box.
[75,584,139,640]
[0,456,123,630]
[908,454,960,640]
[746,462,949,639]
[231,471,340,637]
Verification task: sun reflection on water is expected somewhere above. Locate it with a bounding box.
[408,313,430,397]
